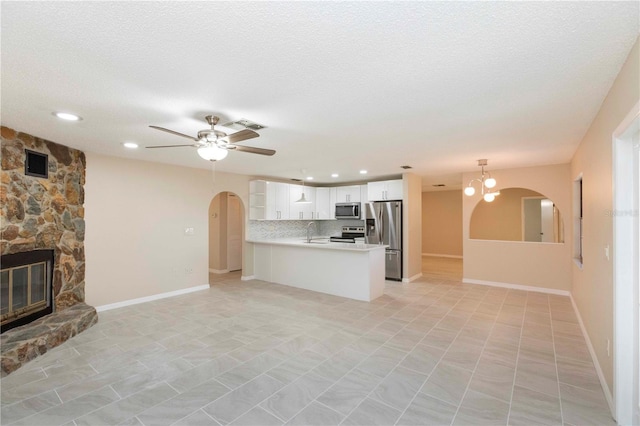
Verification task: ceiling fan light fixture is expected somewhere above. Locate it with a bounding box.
[197,145,228,161]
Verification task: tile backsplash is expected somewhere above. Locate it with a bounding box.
[248,220,364,240]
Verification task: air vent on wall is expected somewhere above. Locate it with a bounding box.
[25,149,48,179]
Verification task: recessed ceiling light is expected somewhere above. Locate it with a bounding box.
[123,142,139,149]
[359,170,368,174]
[331,173,339,178]
[53,112,82,121]
[306,176,314,180]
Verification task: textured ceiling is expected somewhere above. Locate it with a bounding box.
[1,2,638,189]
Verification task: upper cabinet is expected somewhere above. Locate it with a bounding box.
[250,179,404,220]
[250,180,290,220]
[367,179,403,201]
[336,185,361,203]
[289,185,316,220]
[315,187,336,219]
[360,185,369,205]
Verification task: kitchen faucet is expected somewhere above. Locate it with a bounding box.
[306,221,317,243]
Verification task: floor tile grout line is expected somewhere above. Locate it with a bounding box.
[505,291,533,425]
[201,338,340,425]
[259,304,409,424]
[355,285,495,425]
[447,288,511,425]
[397,292,484,420]
[548,295,565,425]
[268,283,456,425]
[314,398,353,422]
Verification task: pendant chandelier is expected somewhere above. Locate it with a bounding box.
[464,159,500,202]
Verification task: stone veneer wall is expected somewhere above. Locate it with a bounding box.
[1,126,86,310]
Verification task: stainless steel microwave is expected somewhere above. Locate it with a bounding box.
[335,202,360,219]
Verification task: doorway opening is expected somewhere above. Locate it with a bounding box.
[208,192,244,285]
[613,102,639,425]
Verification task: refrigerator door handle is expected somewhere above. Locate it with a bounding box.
[378,207,384,243]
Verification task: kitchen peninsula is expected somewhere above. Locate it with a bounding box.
[247,239,386,302]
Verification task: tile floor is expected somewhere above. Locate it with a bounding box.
[0,270,614,425]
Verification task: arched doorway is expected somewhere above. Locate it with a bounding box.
[208,191,244,284]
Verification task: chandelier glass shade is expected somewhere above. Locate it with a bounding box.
[197,145,228,161]
[465,159,500,202]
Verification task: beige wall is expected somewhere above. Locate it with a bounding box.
[570,37,640,393]
[422,190,463,257]
[463,163,572,292]
[208,193,227,271]
[403,173,423,280]
[470,188,543,241]
[85,153,252,307]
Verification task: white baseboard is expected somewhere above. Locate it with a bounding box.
[570,294,614,416]
[95,284,210,312]
[209,268,230,274]
[422,253,463,259]
[402,273,423,283]
[462,278,571,296]
[241,275,255,281]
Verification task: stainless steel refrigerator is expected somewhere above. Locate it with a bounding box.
[364,201,402,281]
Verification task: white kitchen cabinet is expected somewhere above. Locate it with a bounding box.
[360,185,369,208]
[336,185,361,203]
[315,187,336,219]
[250,180,290,220]
[289,184,316,220]
[367,179,403,201]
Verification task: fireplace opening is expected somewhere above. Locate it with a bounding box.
[1,250,54,333]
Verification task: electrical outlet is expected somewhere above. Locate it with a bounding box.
[184,227,195,236]
[604,245,610,261]
[606,338,611,357]
[185,267,193,275]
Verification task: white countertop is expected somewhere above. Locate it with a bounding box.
[247,238,386,252]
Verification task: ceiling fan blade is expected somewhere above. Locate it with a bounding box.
[221,129,259,144]
[145,144,199,148]
[149,125,198,141]
[231,145,276,156]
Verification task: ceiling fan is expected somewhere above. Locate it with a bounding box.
[147,115,275,161]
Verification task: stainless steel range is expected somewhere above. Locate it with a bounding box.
[330,226,365,243]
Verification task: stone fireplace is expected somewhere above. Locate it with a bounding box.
[1,126,97,376]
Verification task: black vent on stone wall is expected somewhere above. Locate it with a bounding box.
[24,150,48,179]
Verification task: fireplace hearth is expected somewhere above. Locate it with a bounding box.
[1,250,54,333]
